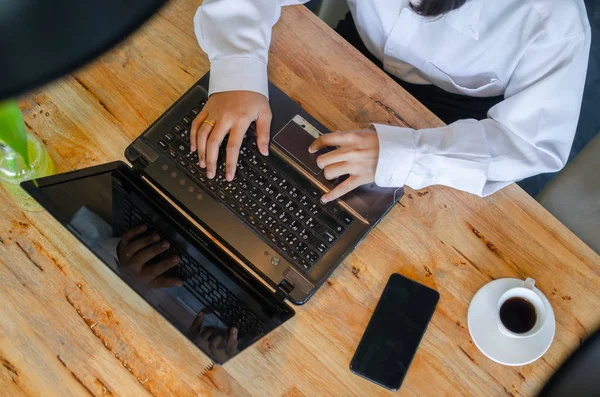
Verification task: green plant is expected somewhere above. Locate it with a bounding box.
[0,100,29,167]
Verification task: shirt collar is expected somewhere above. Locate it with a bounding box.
[444,0,482,40]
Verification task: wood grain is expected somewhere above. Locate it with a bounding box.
[1,1,599,396]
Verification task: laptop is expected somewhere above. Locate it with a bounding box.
[22,72,403,363]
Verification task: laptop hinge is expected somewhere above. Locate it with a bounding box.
[274,279,294,303]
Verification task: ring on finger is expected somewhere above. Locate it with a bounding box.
[202,120,215,128]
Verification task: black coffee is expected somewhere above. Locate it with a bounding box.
[499,297,537,334]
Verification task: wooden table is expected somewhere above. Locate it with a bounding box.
[1,1,599,396]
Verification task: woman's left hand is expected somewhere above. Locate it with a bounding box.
[308,127,379,203]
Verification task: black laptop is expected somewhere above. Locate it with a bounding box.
[22,73,403,364]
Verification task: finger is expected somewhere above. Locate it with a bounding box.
[124,233,160,258]
[209,334,224,351]
[205,120,232,179]
[321,175,363,203]
[322,161,352,180]
[200,327,214,340]
[309,131,353,153]
[315,147,354,169]
[187,312,205,337]
[190,109,209,152]
[120,224,147,247]
[196,116,215,168]
[143,254,180,281]
[131,239,169,266]
[225,121,249,181]
[148,275,184,289]
[255,108,272,156]
[226,328,239,356]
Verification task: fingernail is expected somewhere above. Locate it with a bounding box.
[320,196,329,204]
[226,172,233,181]
[207,170,214,179]
[232,328,238,336]
[152,234,160,242]
[260,144,269,155]
[172,256,180,264]
[175,280,184,287]
[161,241,169,249]
[139,225,147,232]
[199,160,205,168]
[308,146,315,153]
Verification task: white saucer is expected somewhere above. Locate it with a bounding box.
[467,278,555,366]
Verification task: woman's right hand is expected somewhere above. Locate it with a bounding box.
[190,90,272,182]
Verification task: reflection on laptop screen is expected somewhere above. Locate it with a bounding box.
[35,166,293,364]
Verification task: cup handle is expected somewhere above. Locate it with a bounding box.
[524,277,535,290]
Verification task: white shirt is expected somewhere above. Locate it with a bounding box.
[193,0,591,197]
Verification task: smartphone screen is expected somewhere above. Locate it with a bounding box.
[350,273,440,391]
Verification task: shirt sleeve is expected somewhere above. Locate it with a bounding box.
[193,0,308,99]
[374,29,591,197]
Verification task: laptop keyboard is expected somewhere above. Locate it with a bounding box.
[152,100,354,273]
[118,199,265,336]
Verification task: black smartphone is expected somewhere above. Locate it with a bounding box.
[349,273,440,391]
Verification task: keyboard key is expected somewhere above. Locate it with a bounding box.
[289,220,301,233]
[224,184,238,195]
[235,205,248,218]
[180,129,190,140]
[284,201,298,214]
[275,192,286,204]
[247,214,258,226]
[226,199,237,210]
[265,184,278,197]
[247,199,258,212]
[299,228,311,241]
[296,242,308,254]
[257,224,268,235]
[285,234,298,246]
[267,232,279,244]
[177,157,187,167]
[186,164,198,175]
[264,216,277,229]
[338,211,354,226]
[173,123,184,134]
[288,186,299,198]
[269,169,280,183]
[291,251,301,263]
[185,151,198,163]
[295,208,307,222]
[157,140,168,150]
[173,138,189,154]
[267,202,281,215]
[255,175,267,187]
[191,106,201,116]
[308,203,322,216]
[255,208,268,220]
[309,236,328,254]
[182,114,193,126]
[299,195,310,207]
[237,177,250,190]
[328,204,342,217]
[168,148,178,159]
[277,240,290,254]
[304,250,319,264]
[305,217,317,229]
[249,186,260,198]
[206,181,218,192]
[217,189,228,201]
[258,195,271,206]
[316,226,336,244]
[164,131,176,142]
[278,211,292,224]
[274,225,287,237]
[300,259,311,272]
[319,214,345,235]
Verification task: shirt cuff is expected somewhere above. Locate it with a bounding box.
[209,58,269,99]
[373,123,417,187]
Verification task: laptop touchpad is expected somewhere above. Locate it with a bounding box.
[273,115,327,175]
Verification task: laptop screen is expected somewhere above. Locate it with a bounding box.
[25,163,293,364]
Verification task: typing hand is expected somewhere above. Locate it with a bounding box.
[190,91,272,182]
[187,312,240,362]
[309,127,379,203]
[117,225,182,288]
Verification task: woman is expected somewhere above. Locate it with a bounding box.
[190,0,591,202]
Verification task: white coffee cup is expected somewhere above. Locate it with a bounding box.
[496,278,547,338]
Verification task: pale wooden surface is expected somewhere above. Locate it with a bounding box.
[1,1,599,396]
